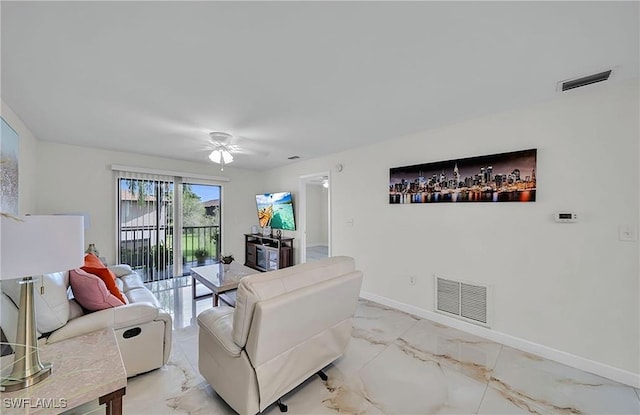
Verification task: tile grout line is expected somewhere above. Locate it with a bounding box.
[351,317,421,377]
[474,343,504,414]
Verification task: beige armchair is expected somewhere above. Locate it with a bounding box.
[197,256,363,415]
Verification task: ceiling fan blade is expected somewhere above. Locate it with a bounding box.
[205,131,270,159]
[231,147,270,157]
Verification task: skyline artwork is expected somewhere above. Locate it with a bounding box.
[389,149,537,204]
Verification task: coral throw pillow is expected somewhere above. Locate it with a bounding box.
[81,254,127,304]
[69,268,124,311]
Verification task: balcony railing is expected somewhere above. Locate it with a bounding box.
[119,225,220,283]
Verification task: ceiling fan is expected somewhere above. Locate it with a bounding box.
[207,132,268,171]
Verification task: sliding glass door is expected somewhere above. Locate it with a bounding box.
[117,175,221,282]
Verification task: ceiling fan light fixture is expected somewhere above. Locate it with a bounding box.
[209,149,221,163]
[209,149,234,165]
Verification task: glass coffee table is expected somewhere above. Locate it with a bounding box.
[191,262,258,307]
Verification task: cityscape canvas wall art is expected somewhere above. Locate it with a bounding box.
[389,149,537,204]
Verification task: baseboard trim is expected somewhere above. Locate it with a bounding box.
[359,291,640,389]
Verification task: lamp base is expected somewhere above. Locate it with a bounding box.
[1,362,52,392]
[0,277,53,392]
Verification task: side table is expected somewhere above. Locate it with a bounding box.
[1,328,127,415]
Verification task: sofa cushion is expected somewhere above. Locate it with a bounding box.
[119,273,147,292]
[232,256,355,347]
[1,272,71,335]
[108,264,133,277]
[115,278,125,293]
[69,268,125,311]
[125,287,161,308]
[68,299,84,320]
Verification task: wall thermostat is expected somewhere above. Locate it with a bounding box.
[555,212,578,223]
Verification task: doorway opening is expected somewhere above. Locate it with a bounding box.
[299,172,331,263]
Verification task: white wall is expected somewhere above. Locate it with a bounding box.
[263,80,639,378]
[1,100,38,214]
[33,141,262,265]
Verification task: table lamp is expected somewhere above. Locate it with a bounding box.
[0,215,84,392]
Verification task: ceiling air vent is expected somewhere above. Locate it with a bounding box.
[560,70,612,92]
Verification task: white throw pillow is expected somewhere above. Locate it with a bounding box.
[1,272,71,334]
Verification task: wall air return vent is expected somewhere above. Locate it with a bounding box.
[559,70,612,92]
[435,276,491,327]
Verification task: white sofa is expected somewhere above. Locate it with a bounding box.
[197,256,363,415]
[0,264,172,377]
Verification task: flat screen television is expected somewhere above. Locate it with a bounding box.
[255,192,296,231]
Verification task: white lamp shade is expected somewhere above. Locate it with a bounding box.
[1,215,85,280]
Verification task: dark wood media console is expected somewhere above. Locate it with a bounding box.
[244,233,294,272]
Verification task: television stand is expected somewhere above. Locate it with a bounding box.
[244,233,294,272]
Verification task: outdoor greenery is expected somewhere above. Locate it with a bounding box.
[181,184,219,262]
[168,227,218,260]
[183,185,218,227]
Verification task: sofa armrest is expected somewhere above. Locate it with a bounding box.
[155,310,173,364]
[113,302,159,326]
[46,303,159,344]
[197,306,241,357]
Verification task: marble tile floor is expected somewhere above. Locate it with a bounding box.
[67,277,640,415]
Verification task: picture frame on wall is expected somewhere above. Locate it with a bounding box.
[389,149,537,204]
[1,117,19,215]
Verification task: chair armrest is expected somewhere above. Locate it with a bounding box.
[197,306,241,357]
[46,303,159,344]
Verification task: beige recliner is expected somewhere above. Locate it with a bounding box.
[197,256,363,415]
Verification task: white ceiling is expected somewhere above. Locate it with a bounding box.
[2,1,638,170]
